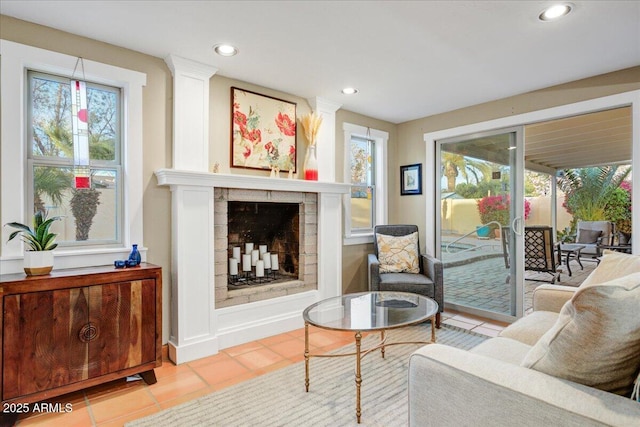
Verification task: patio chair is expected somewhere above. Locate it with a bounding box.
[368,225,443,328]
[575,221,615,262]
[524,226,561,283]
[502,225,561,283]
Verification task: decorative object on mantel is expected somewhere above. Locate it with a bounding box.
[4,210,61,276]
[231,87,297,173]
[300,111,323,181]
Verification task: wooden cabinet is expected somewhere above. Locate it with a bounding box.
[0,264,162,406]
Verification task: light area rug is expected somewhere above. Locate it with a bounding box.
[127,325,487,427]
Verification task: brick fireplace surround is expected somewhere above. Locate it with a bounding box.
[156,169,349,364]
[215,188,318,308]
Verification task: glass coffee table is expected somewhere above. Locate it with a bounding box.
[303,291,439,423]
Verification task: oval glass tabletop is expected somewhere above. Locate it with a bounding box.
[303,291,438,332]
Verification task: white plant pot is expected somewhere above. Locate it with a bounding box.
[24,251,54,276]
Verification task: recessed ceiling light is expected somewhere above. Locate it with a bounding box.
[539,3,573,21]
[213,44,238,57]
[341,87,358,95]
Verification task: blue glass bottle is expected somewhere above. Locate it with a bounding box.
[128,244,141,266]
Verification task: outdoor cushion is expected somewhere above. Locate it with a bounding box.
[521,270,640,395]
[376,231,420,274]
[577,229,601,244]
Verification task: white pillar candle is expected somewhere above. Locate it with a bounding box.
[229,258,239,275]
[232,246,241,260]
[270,253,279,271]
[245,243,254,254]
[259,245,268,256]
[262,252,271,269]
[256,260,265,277]
[251,249,259,266]
[242,254,252,272]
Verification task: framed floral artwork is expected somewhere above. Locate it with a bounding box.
[231,87,297,172]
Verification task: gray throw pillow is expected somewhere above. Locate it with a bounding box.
[577,229,602,244]
[619,232,632,245]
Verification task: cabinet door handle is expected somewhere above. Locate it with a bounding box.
[78,322,99,343]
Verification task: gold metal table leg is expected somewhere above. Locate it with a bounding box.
[355,331,362,423]
[304,322,310,392]
[431,315,436,342]
[380,330,386,358]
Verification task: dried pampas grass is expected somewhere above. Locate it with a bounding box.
[300,111,323,146]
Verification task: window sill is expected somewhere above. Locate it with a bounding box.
[0,246,146,275]
[343,234,374,246]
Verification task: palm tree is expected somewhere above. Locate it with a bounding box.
[40,120,113,241]
[33,167,72,213]
[557,166,631,221]
[441,152,492,192]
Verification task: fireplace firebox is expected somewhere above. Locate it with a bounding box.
[214,188,318,308]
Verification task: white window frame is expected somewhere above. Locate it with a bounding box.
[342,122,388,245]
[0,40,146,273]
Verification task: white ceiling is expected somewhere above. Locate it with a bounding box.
[1,1,639,124]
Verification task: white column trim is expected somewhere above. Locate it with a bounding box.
[307,97,341,182]
[164,55,217,172]
[167,184,218,364]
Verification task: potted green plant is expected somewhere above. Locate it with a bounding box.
[4,210,62,276]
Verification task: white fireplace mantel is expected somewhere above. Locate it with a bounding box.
[155,168,350,364]
[155,168,350,194]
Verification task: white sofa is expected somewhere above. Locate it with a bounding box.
[408,251,640,427]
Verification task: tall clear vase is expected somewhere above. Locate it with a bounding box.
[304,145,318,180]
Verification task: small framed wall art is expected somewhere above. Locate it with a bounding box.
[231,87,297,172]
[400,163,422,195]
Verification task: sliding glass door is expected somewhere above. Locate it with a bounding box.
[436,127,525,320]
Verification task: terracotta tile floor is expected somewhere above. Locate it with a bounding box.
[14,310,505,426]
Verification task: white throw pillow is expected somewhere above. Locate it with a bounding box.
[376,232,420,274]
[522,271,640,395]
[580,250,640,287]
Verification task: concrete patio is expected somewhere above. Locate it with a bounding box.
[441,235,597,316]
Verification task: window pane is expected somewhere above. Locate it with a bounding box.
[87,86,119,162]
[350,137,372,185]
[30,74,72,159]
[29,71,122,247]
[33,165,119,244]
[350,136,375,230]
[350,185,373,229]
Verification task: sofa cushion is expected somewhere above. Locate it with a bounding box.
[580,250,640,287]
[499,311,559,346]
[522,271,640,395]
[577,229,601,244]
[470,337,532,365]
[376,231,420,273]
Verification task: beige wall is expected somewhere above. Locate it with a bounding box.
[0,15,174,341]
[209,76,314,175]
[3,14,639,331]
[395,66,640,233]
[335,110,397,293]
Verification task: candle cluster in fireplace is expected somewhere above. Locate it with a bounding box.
[228,243,279,284]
